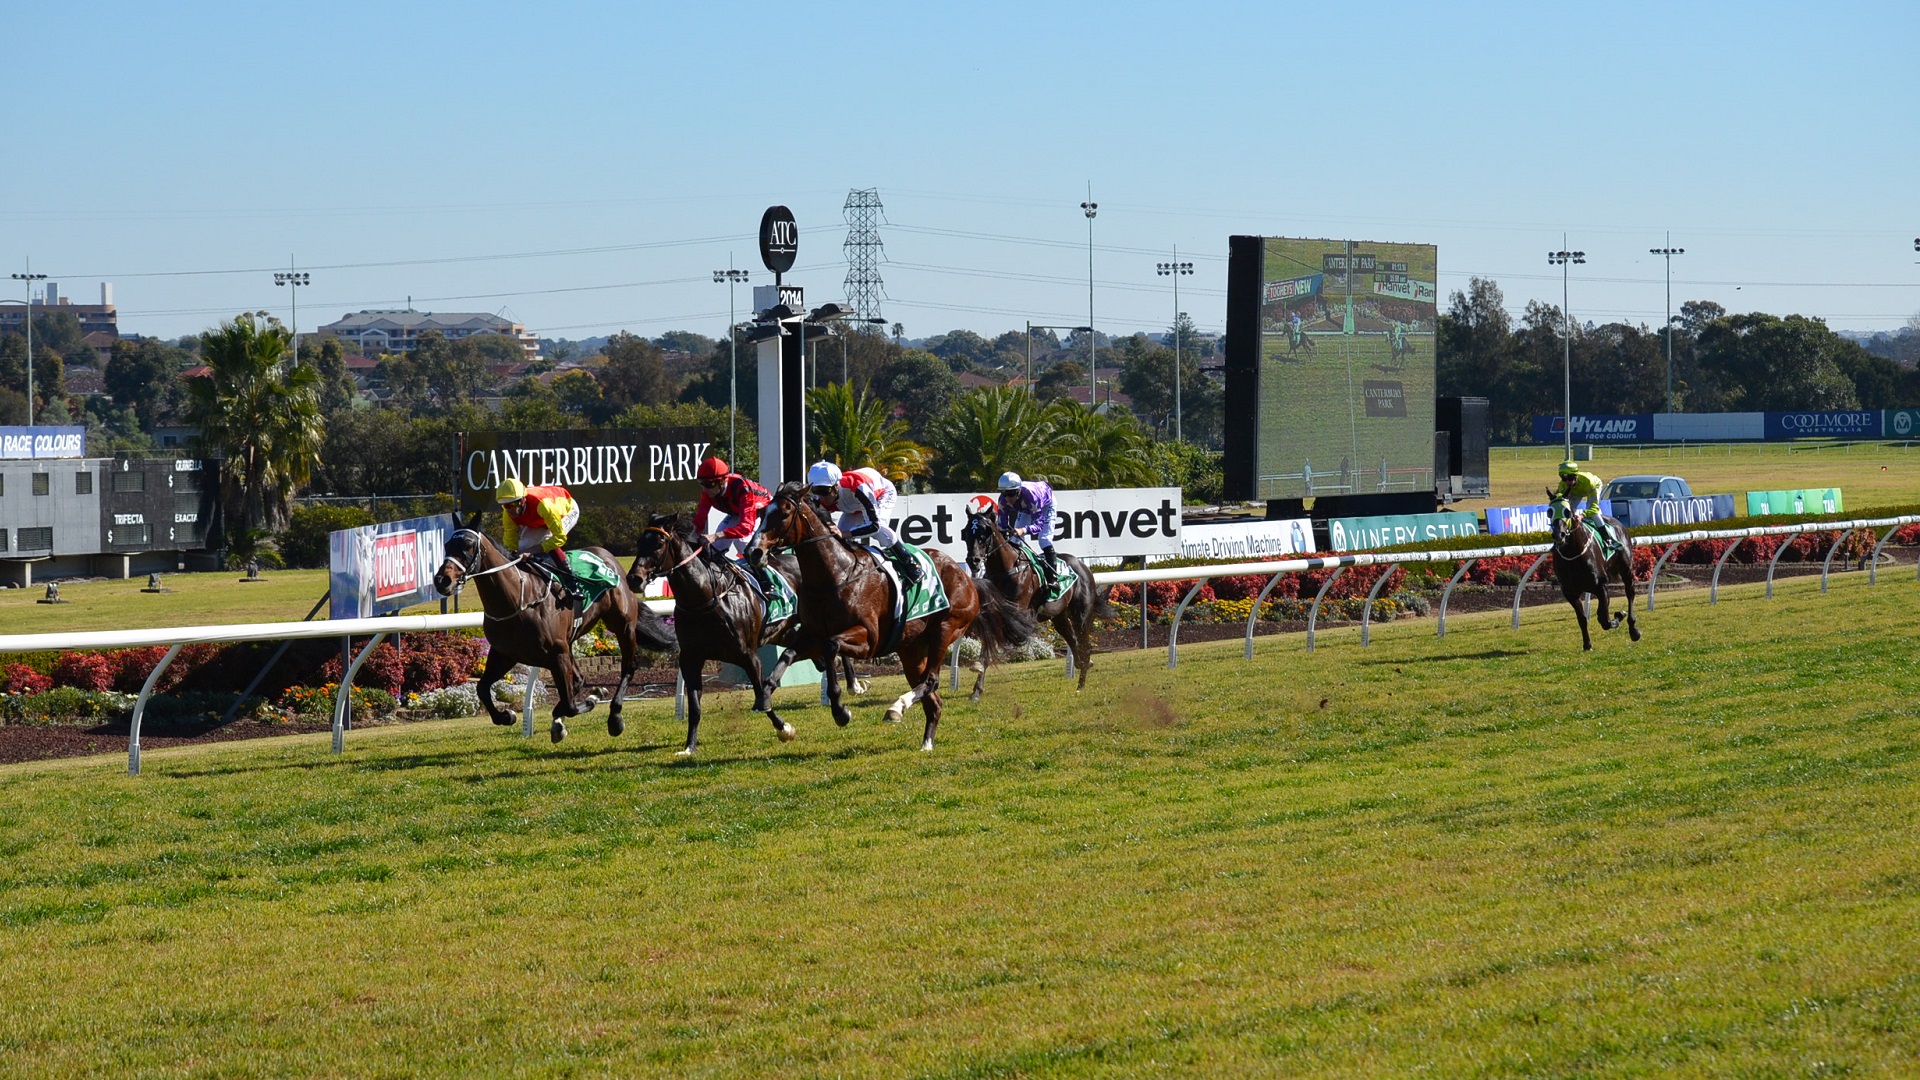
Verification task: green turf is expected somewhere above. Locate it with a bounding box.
[3,571,1917,1075]
[1489,442,1920,514]
[0,568,449,636]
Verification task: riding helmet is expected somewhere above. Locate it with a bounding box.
[494,478,527,503]
[697,456,730,482]
[1558,460,1580,477]
[807,460,842,489]
[997,471,1023,491]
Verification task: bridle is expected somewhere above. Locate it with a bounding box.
[965,514,1031,587]
[443,528,551,620]
[637,524,741,614]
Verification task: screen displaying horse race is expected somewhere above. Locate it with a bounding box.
[1234,236,1438,501]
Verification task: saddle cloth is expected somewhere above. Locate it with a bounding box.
[1014,541,1078,603]
[724,556,798,623]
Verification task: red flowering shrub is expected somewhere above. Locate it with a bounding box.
[110,646,172,693]
[52,651,115,692]
[1209,574,1270,601]
[1142,580,1214,610]
[320,634,485,696]
[2,663,53,695]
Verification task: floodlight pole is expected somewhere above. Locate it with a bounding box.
[11,259,47,425]
[1156,248,1195,442]
[1082,188,1098,409]
[1650,234,1685,414]
[273,260,311,365]
[1548,238,1586,461]
[713,261,750,464]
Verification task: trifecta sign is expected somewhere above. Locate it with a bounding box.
[759,205,798,275]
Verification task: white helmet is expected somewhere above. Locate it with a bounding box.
[997,471,1022,492]
[807,460,842,488]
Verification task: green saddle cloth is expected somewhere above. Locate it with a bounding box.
[727,557,797,623]
[1016,542,1078,603]
[894,543,949,622]
[564,550,621,607]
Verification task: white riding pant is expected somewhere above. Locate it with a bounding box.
[514,505,580,555]
[838,509,899,549]
[708,512,764,559]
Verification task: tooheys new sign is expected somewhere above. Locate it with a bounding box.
[458,428,711,511]
[328,514,455,620]
[887,488,1184,561]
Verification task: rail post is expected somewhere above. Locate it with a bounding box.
[333,632,389,754]
[1243,571,1291,659]
[1436,559,1476,638]
[127,643,184,777]
[1710,537,1745,603]
[1360,566,1397,647]
[1646,542,1681,610]
[1820,529,1854,592]
[1166,579,1210,669]
[1765,531,1796,599]
[521,667,539,737]
[1510,553,1550,628]
[1870,525,1899,585]
[951,640,961,692]
[1305,567,1348,653]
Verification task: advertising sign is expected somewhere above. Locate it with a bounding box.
[887,488,1184,561]
[1745,488,1843,516]
[1178,518,1317,561]
[759,205,798,274]
[1610,495,1737,529]
[0,425,85,459]
[1326,510,1479,552]
[1485,500,1615,536]
[1530,414,1654,444]
[459,427,711,511]
[1763,410,1881,440]
[328,514,455,620]
[1886,410,1920,439]
[1251,236,1437,500]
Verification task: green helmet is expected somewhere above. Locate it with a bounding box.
[1558,461,1580,477]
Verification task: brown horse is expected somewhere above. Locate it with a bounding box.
[960,505,1109,695]
[755,482,1034,751]
[1547,491,1642,651]
[625,512,867,756]
[434,513,675,742]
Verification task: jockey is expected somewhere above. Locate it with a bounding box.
[495,478,583,607]
[1553,460,1614,554]
[995,471,1059,591]
[693,455,776,589]
[807,459,922,586]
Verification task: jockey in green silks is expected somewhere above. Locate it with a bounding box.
[1553,460,1614,555]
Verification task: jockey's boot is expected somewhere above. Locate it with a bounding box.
[1042,547,1061,593]
[885,542,924,587]
[549,552,584,608]
[748,559,778,596]
[1584,514,1614,559]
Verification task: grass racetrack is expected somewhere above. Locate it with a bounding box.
[4,570,1919,1075]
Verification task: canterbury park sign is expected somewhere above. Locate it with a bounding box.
[457,428,711,511]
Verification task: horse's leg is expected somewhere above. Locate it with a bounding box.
[677,653,703,756]
[737,641,795,743]
[969,656,986,703]
[1056,610,1090,692]
[906,643,944,752]
[822,639,854,728]
[477,652,517,726]
[1566,586,1593,651]
[604,601,637,738]
[1619,559,1643,642]
[1593,575,1617,632]
[843,656,869,697]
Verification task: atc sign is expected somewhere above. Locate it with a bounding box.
[759,205,798,275]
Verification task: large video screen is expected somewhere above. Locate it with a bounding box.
[1225,237,1437,501]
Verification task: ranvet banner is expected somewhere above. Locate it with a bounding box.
[888,488,1184,561]
[458,427,711,511]
[1326,510,1479,552]
[0,425,85,459]
[328,513,456,620]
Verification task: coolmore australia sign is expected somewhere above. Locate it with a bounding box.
[0,425,85,459]
[328,514,455,620]
[1763,411,1880,440]
[1178,518,1317,560]
[1326,511,1479,552]
[459,428,710,511]
[886,488,1184,561]
[1485,500,1615,536]
[1610,494,1737,529]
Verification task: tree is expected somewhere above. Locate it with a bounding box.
[411,330,491,412]
[0,332,66,418]
[806,382,933,484]
[29,310,88,361]
[599,332,672,410]
[1693,313,1861,411]
[106,337,192,431]
[551,369,607,422]
[925,387,1064,491]
[496,377,578,431]
[184,312,325,546]
[925,329,994,371]
[298,335,358,416]
[869,348,960,440]
[1033,359,1085,402]
[1045,401,1159,488]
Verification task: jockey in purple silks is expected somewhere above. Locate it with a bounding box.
[994,471,1058,591]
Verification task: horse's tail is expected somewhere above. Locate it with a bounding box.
[971,573,1039,654]
[1081,559,1115,618]
[632,598,678,652]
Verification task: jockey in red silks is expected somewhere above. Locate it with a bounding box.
[806,459,922,585]
[495,478,583,606]
[693,455,776,587]
[995,471,1059,591]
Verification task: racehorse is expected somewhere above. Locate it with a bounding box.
[434,512,676,742]
[1547,491,1642,651]
[755,482,1035,751]
[960,504,1109,695]
[625,512,868,756]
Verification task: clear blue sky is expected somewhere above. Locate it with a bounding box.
[3,1,1915,345]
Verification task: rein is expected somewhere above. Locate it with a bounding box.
[446,529,552,619]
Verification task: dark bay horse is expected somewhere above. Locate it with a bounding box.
[756,482,1034,751]
[961,505,1108,695]
[625,512,868,756]
[1547,491,1642,651]
[434,514,675,742]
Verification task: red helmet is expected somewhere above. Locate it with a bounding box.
[966,494,998,517]
[696,456,730,482]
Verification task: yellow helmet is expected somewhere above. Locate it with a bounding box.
[494,478,527,504]
[1557,460,1580,477]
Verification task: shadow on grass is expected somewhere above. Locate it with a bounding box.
[1354,649,1530,666]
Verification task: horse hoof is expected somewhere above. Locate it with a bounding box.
[851,678,870,695]
[969,690,982,704]
[607,714,624,738]
[834,708,853,728]
[778,723,796,742]
[550,720,567,744]
[920,738,935,752]
[1630,628,1642,642]
[576,695,601,714]
[883,709,903,724]
[674,747,694,757]
[490,714,515,727]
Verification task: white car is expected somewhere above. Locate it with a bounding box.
[1602,475,1694,501]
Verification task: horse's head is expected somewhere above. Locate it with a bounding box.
[435,520,489,596]
[626,512,682,591]
[960,498,1001,574]
[757,481,819,553]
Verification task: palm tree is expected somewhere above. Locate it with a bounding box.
[185,312,325,548]
[1045,401,1159,488]
[925,386,1067,491]
[807,382,932,483]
